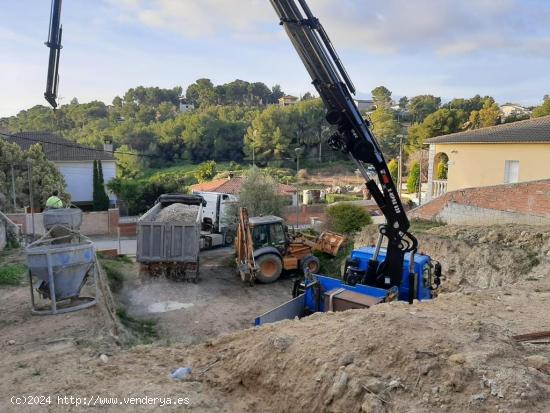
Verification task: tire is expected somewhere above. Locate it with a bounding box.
[224,231,235,246]
[301,255,321,274]
[255,254,283,283]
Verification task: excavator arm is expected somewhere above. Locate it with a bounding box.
[270,0,417,288]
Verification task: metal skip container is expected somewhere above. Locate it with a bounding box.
[26,237,98,315]
[42,208,83,241]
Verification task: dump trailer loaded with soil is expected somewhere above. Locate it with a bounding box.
[137,194,205,281]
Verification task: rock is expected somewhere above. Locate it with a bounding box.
[170,367,192,381]
[269,334,294,352]
[339,353,355,366]
[388,379,402,390]
[361,394,384,413]
[363,377,385,394]
[99,354,109,363]
[505,306,513,312]
[7,340,15,345]
[470,394,486,403]
[431,386,440,394]
[448,353,466,364]
[329,372,348,400]
[525,355,549,370]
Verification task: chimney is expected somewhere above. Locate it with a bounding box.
[227,172,235,180]
[103,137,113,153]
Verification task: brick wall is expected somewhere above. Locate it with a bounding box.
[410,179,550,225]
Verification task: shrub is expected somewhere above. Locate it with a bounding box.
[194,160,217,182]
[387,159,399,184]
[407,161,420,194]
[436,160,448,180]
[326,203,372,234]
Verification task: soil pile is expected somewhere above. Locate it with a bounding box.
[155,203,199,224]
[357,224,550,292]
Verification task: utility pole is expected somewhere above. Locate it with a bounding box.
[294,147,303,229]
[10,164,17,210]
[418,148,423,205]
[27,160,35,237]
[397,134,403,196]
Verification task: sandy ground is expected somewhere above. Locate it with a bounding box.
[1,225,549,412]
[120,248,296,344]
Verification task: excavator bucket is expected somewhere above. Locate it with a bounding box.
[314,231,346,256]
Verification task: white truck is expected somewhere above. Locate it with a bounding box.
[193,191,239,249]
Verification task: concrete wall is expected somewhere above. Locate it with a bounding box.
[431,142,550,192]
[410,179,550,225]
[55,160,117,203]
[6,208,120,236]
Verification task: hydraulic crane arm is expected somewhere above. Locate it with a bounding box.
[270,0,417,287]
[44,0,62,108]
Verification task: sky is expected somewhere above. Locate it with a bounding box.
[1,0,550,117]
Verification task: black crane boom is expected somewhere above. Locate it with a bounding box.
[270,0,417,287]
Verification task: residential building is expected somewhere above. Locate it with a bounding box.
[1,132,117,207]
[500,103,531,120]
[425,115,550,201]
[179,97,195,113]
[191,175,298,205]
[353,99,375,112]
[278,95,299,106]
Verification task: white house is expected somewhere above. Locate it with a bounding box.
[500,103,531,120]
[2,132,117,207]
[178,96,195,113]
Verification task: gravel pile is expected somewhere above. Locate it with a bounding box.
[155,203,199,224]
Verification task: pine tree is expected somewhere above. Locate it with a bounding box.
[92,160,100,211]
[97,160,110,211]
[407,161,420,194]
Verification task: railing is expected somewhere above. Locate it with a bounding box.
[431,180,448,199]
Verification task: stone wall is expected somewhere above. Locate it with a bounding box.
[410,179,550,225]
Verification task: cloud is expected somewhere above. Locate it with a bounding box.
[107,0,550,57]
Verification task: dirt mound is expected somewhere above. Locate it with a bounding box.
[356,224,550,292]
[155,203,199,224]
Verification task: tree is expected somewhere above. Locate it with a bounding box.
[388,159,399,184]
[371,86,392,109]
[230,167,286,218]
[478,98,501,127]
[269,85,285,104]
[533,95,550,118]
[186,79,217,108]
[407,161,420,194]
[97,160,111,210]
[194,160,217,183]
[399,96,409,110]
[370,107,401,158]
[409,95,441,122]
[326,203,372,234]
[0,140,68,212]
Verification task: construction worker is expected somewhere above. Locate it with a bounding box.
[45,190,63,209]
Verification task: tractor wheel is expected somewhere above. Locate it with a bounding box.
[255,254,283,283]
[301,255,321,274]
[224,231,235,246]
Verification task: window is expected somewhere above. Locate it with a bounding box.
[504,160,519,184]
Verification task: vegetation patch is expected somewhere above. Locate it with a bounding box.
[99,257,127,293]
[314,241,354,279]
[409,219,445,233]
[0,263,26,286]
[116,309,159,344]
